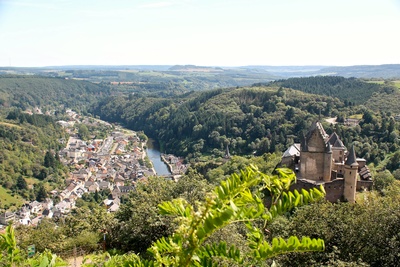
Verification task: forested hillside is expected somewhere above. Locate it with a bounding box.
[93,82,400,173]
[365,81,400,114]
[0,110,67,209]
[269,76,381,104]
[0,75,111,112]
[93,86,346,156]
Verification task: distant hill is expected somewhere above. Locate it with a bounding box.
[0,65,173,72]
[242,65,329,78]
[242,64,400,79]
[168,65,222,72]
[0,75,111,111]
[317,64,400,79]
[269,76,381,104]
[2,64,400,79]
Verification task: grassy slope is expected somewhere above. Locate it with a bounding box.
[0,186,24,210]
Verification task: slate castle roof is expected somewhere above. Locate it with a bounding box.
[345,145,358,166]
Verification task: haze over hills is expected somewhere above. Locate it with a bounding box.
[1,64,400,79]
[241,64,400,78]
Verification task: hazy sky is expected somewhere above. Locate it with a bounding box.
[0,0,399,67]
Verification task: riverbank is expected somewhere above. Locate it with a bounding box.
[160,153,188,175]
[146,138,171,176]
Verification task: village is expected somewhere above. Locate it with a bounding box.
[0,109,188,227]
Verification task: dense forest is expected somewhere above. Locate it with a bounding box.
[0,75,111,112]
[268,76,381,104]
[92,86,343,156]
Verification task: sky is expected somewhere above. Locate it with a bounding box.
[0,0,399,67]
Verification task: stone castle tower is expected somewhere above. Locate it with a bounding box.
[343,145,358,202]
[282,121,373,203]
[299,121,332,182]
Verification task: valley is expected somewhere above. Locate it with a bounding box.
[0,70,400,266]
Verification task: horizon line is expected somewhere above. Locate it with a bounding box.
[1,63,400,69]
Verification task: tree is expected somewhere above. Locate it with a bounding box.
[112,176,181,253]
[92,167,325,266]
[374,170,395,193]
[44,151,55,168]
[15,175,27,190]
[78,124,90,140]
[277,183,400,266]
[35,183,48,202]
[1,225,67,267]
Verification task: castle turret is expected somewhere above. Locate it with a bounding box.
[343,145,358,203]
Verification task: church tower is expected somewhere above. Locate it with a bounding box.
[343,145,358,203]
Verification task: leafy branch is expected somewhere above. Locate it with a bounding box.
[148,166,325,266]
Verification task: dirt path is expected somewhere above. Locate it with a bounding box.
[66,256,85,266]
[325,117,337,124]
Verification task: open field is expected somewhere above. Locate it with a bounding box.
[366,80,385,85]
[0,186,24,210]
[366,80,400,88]
[349,114,363,119]
[393,80,400,88]
[0,121,21,128]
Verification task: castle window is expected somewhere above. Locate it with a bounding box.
[350,171,352,174]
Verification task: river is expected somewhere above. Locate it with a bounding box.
[146,138,171,176]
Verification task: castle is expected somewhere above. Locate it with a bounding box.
[281,121,373,203]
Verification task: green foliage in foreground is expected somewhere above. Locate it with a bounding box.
[270,182,400,267]
[85,167,325,266]
[0,225,67,267]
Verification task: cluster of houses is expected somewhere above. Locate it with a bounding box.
[56,129,155,211]
[0,200,51,226]
[161,154,188,176]
[0,113,161,228]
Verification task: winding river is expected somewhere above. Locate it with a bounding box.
[146,138,171,176]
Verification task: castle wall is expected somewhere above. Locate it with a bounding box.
[332,148,345,163]
[300,151,326,181]
[323,152,332,181]
[290,179,345,203]
[356,180,373,191]
[333,163,345,177]
[324,179,345,202]
[307,131,326,152]
[281,156,294,169]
